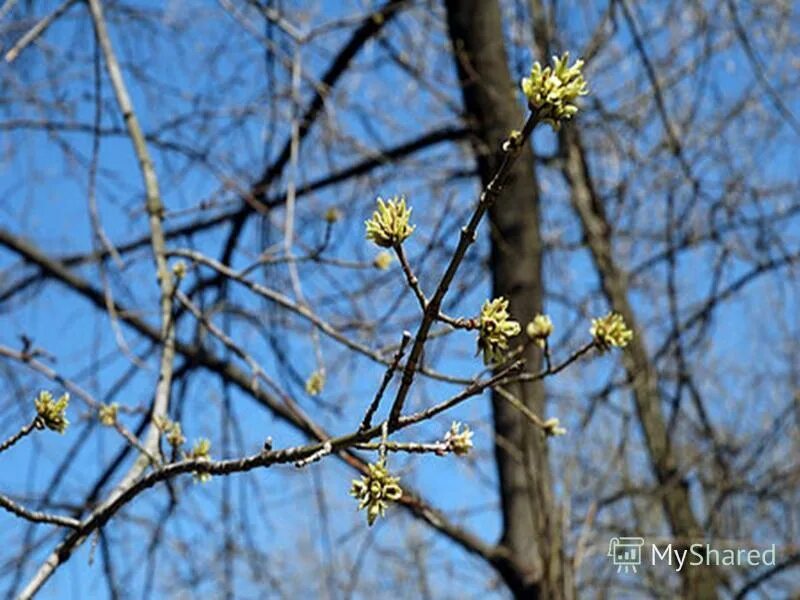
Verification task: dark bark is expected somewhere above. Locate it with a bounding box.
[560,125,720,599]
[444,1,570,597]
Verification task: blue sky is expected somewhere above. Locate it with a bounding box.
[1,0,799,598]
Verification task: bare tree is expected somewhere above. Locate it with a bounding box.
[0,1,798,598]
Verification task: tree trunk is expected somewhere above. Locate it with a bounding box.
[444,1,571,597]
[560,125,719,599]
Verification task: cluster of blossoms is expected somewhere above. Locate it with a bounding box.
[526,314,554,348]
[305,369,326,396]
[171,260,187,280]
[34,391,69,433]
[542,417,567,437]
[154,415,186,449]
[443,422,474,456]
[350,459,403,526]
[373,250,393,270]
[590,312,633,352]
[365,196,415,247]
[344,61,622,524]
[521,52,588,130]
[477,297,521,365]
[184,438,212,483]
[166,423,186,449]
[324,207,342,224]
[98,403,119,426]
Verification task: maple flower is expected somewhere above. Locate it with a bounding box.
[521,52,589,130]
[34,391,69,433]
[526,314,554,348]
[365,196,415,247]
[478,297,521,365]
[590,312,633,352]
[305,370,325,396]
[350,459,403,526]
[444,422,474,456]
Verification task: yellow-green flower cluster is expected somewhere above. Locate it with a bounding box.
[444,422,474,456]
[166,422,185,449]
[373,250,393,270]
[324,207,342,224]
[350,459,403,526]
[305,370,325,396]
[365,196,414,247]
[34,391,69,433]
[477,297,521,365]
[526,314,554,348]
[172,260,187,279]
[590,312,633,351]
[185,438,212,483]
[154,416,185,449]
[521,52,588,130]
[542,417,567,437]
[98,403,118,427]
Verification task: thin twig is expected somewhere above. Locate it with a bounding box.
[395,244,427,309]
[493,386,547,430]
[175,290,325,438]
[0,0,21,21]
[19,1,177,596]
[514,341,596,381]
[398,360,524,428]
[88,0,175,451]
[354,441,449,455]
[0,418,39,454]
[0,344,101,409]
[0,492,80,528]
[387,112,539,425]
[87,0,175,466]
[171,248,469,385]
[112,422,161,467]
[3,0,79,63]
[360,332,411,431]
[295,441,332,468]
